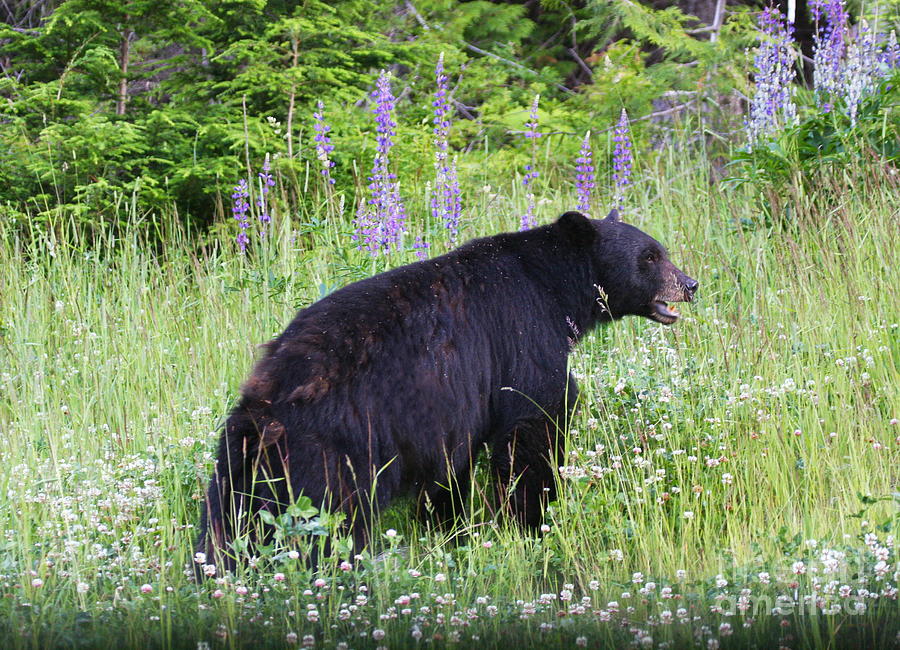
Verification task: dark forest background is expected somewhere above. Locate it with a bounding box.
[0,1,881,229]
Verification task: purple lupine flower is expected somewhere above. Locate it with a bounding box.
[574,131,595,214]
[313,101,336,186]
[881,30,900,69]
[446,161,461,233]
[432,53,451,166]
[413,235,430,260]
[810,0,848,110]
[232,178,251,253]
[256,154,275,226]
[844,21,880,126]
[844,26,900,126]
[431,53,462,242]
[354,70,407,255]
[521,94,541,231]
[747,7,798,147]
[612,109,633,210]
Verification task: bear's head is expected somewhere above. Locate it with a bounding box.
[557,210,698,325]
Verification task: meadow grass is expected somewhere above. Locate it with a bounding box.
[0,147,897,649]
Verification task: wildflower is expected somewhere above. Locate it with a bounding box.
[194,552,207,565]
[212,589,224,598]
[257,154,275,226]
[431,53,462,242]
[235,585,248,596]
[715,574,728,588]
[683,510,695,520]
[372,629,386,641]
[413,235,429,260]
[231,179,251,253]
[882,31,900,69]
[385,528,398,539]
[140,583,153,594]
[355,70,406,255]
[611,109,632,210]
[77,582,89,594]
[521,94,541,230]
[314,578,327,588]
[758,571,771,584]
[340,560,352,572]
[312,101,336,186]
[843,22,879,126]
[540,523,551,533]
[274,572,285,582]
[747,7,798,147]
[31,578,43,588]
[482,541,493,549]
[810,0,848,108]
[574,131,595,213]
[576,637,588,647]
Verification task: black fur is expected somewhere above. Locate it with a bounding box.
[198,211,696,568]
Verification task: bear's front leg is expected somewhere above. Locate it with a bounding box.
[491,378,577,528]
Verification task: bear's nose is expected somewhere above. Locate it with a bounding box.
[683,277,699,300]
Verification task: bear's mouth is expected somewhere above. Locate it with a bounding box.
[649,300,680,324]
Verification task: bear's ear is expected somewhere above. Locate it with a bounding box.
[557,211,596,246]
[604,208,621,222]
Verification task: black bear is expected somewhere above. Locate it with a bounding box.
[198,209,697,567]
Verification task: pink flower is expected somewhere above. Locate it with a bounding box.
[140,584,152,594]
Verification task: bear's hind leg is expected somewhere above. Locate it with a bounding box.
[418,465,472,527]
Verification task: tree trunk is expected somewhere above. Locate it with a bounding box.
[116,27,131,116]
[285,33,300,160]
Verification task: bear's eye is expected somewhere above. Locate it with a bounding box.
[644,251,657,263]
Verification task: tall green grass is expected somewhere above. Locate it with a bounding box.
[0,146,897,648]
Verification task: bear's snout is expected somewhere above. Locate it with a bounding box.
[680,273,699,301]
